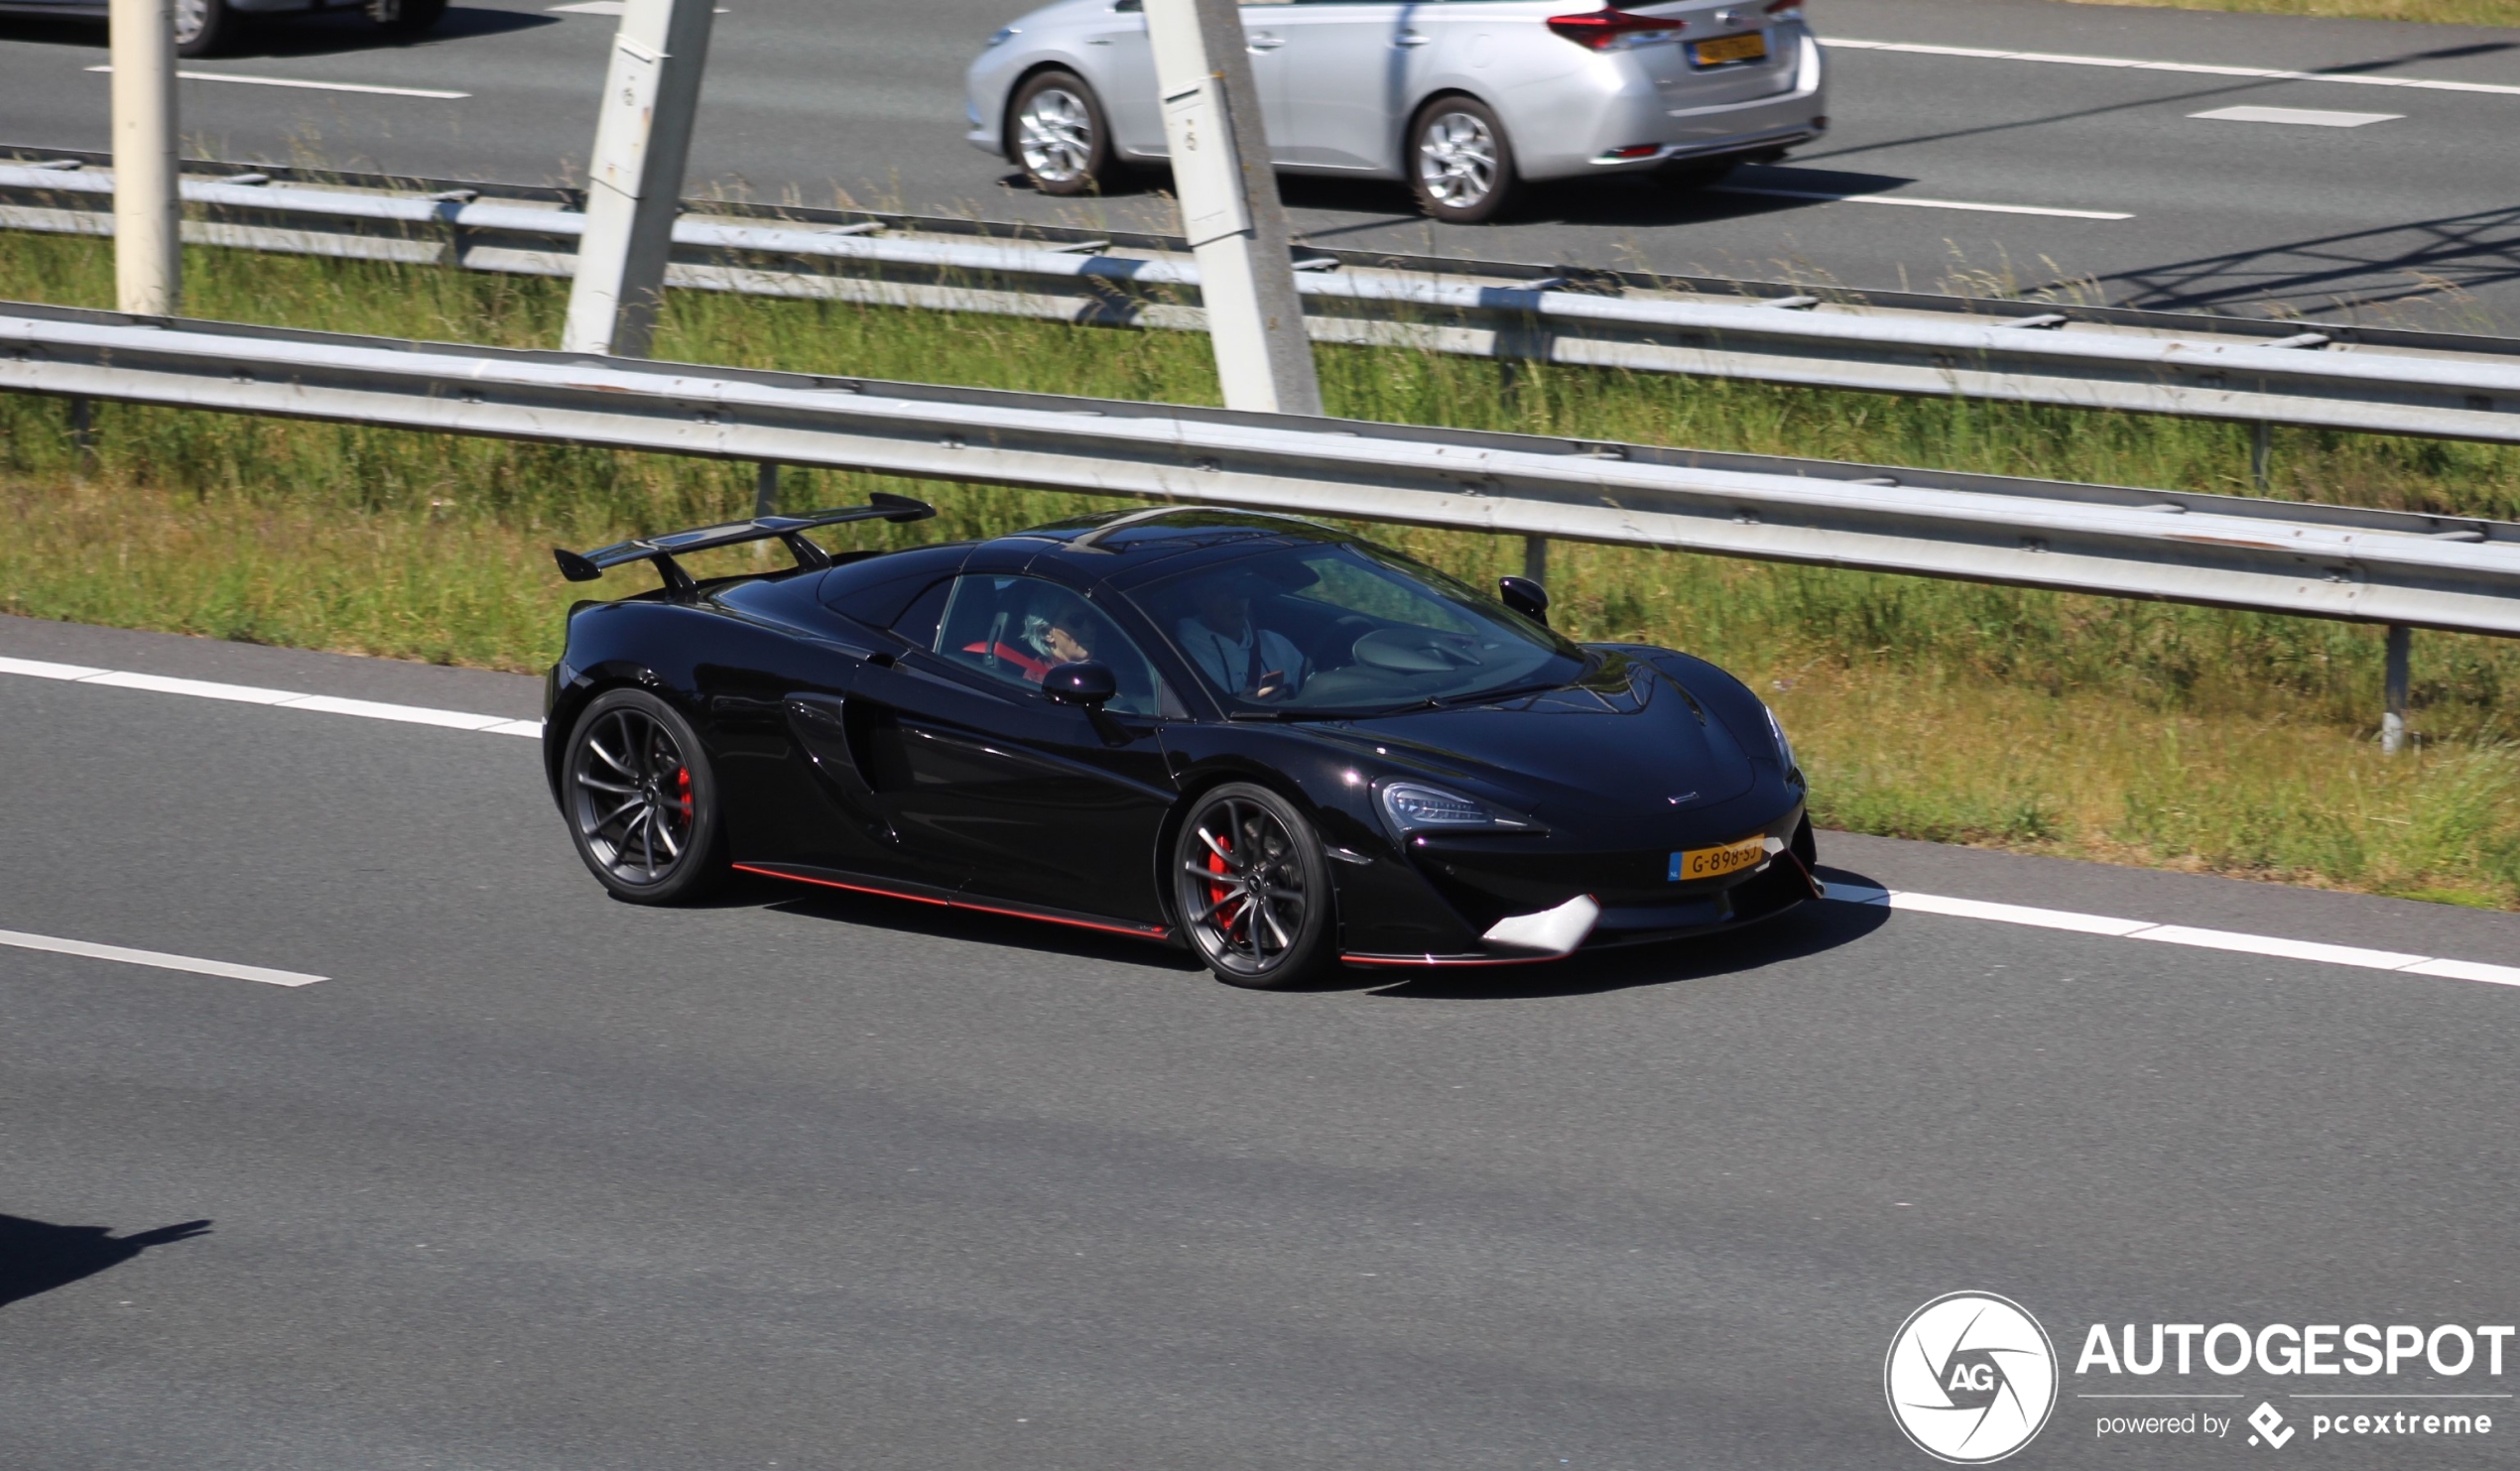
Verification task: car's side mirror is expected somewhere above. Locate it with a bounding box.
[1043,661,1119,708]
[1498,575,1550,625]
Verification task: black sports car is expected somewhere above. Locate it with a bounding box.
[544,498,1819,987]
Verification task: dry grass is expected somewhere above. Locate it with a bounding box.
[4,230,2518,908]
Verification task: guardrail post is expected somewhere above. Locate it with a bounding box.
[563,0,716,358]
[2251,421,2272,493]
[1144,0,1322,417]
[107,0,181,316]
[67,395,94,475]
[2381,623,2411,755]
[754,460,778,518]
[1524,535,1548,586]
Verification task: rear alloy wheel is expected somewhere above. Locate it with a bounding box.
[1010,70,1114,196]
[1409,97,1518,224]
[174,0,236,58]
[1173,783,1335,989]
[565,688,726,905]
[367,0,449,34]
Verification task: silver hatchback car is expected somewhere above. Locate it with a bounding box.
[965,0,1826,223]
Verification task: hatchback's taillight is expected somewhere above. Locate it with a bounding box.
[1546,9,1689,51]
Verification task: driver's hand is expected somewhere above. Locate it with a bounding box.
[1253,670,1289,700]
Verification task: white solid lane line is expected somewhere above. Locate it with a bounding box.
[0,655,543,737]
[2191,104,2401,127]
[1712,184,2133,220]
[0,927,326,987]
[84,64,469,99]
[1823,882,2520,987]
[1822,38,2520,97]
[5,649,2513,990]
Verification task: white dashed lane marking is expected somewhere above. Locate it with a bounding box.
[0,927,326,987]
[2191,105,2402,127]
[84,64,471,99]
[1711,184,2133,220]
[1823,38,2520,96]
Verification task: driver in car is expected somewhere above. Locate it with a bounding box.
[1175,572,1309,701]
[966,590,1098,684]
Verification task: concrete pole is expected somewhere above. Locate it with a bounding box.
[108,0,181,316]
[1144,0,1322,417]
[563,0,716,358]
[2381,623,2411,755]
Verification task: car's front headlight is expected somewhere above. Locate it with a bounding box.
[985,24,1020,46]
[1764,703,1802,782]
[1378,781,1536,838]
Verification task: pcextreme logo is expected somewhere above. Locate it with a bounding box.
[1885,1291,2062,1463]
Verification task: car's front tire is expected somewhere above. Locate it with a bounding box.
[563,688,728,905]
[174,0,236,58]
[1172,783,1336,989]
[1409,96,1519,224]
[366,0,448,35]
[1009,69,1115,196]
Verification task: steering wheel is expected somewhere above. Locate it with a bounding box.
[1350,626,1485,674]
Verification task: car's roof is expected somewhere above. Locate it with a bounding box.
[969,507,1350,587]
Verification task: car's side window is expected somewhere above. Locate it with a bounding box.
[932,574,1173,718]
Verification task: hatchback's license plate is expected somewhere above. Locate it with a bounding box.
[1671,835,1766,882]
[1693,32,1768,65]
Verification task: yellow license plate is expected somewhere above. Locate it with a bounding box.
[1693,32,1768,65]
[1671,835,1766,882]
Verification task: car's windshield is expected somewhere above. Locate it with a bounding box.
[1134,541,1586,716]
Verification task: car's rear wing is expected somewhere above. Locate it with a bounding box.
[554,493,935,593]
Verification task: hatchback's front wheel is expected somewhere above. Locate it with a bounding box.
[173,0,236,57]
[1010,69,1115,196]
[1409,97,1519,224]
[1172,784,1335,989]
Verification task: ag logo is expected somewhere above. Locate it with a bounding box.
[1884,1291,2060,1463]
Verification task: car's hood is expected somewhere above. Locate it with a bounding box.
[1320,654,1760,824]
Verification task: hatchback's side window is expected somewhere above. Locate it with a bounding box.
[932,574,1173,718]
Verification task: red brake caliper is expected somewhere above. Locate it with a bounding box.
[1205,832,1236,939]
[674,766,693,830]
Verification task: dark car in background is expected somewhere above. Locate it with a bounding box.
[0,0,444,57]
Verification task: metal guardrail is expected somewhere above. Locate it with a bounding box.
[4,152,2518,449]
[7,301,2517,638]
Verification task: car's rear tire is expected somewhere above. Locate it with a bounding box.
[174,0,237,58]
[1172,783,1336,989]
[1408,96,1519,224]
[367,0,448,35]
[564,688,727,906]
[1009,69,1115,196]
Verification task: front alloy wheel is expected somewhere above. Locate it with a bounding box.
[174,0,235,57]
[565,688,725,904]
[1173,783,1334,988]
[1010,70,1114,196]
[1410,98,1518,224]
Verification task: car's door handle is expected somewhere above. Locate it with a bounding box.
[1087,36,1111,44]
[1394,32,1432,46]
[1247,35,1286,49]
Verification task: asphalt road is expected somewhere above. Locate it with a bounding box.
[2,0,2519,326]
[5,611,2520,1469]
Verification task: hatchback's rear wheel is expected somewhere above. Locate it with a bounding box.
[1173,784,1335,988]
[174,0,236,57]
[565,688,726,905]
[1010,69,1114,196]
[1409,97,1518,224]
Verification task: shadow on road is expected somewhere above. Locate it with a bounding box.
[0,1214,211,1311]
[745,862,1892,999]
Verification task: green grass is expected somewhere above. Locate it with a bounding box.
[6,230,2520,908]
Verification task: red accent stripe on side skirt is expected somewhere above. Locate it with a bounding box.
[735,864,1170,941]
